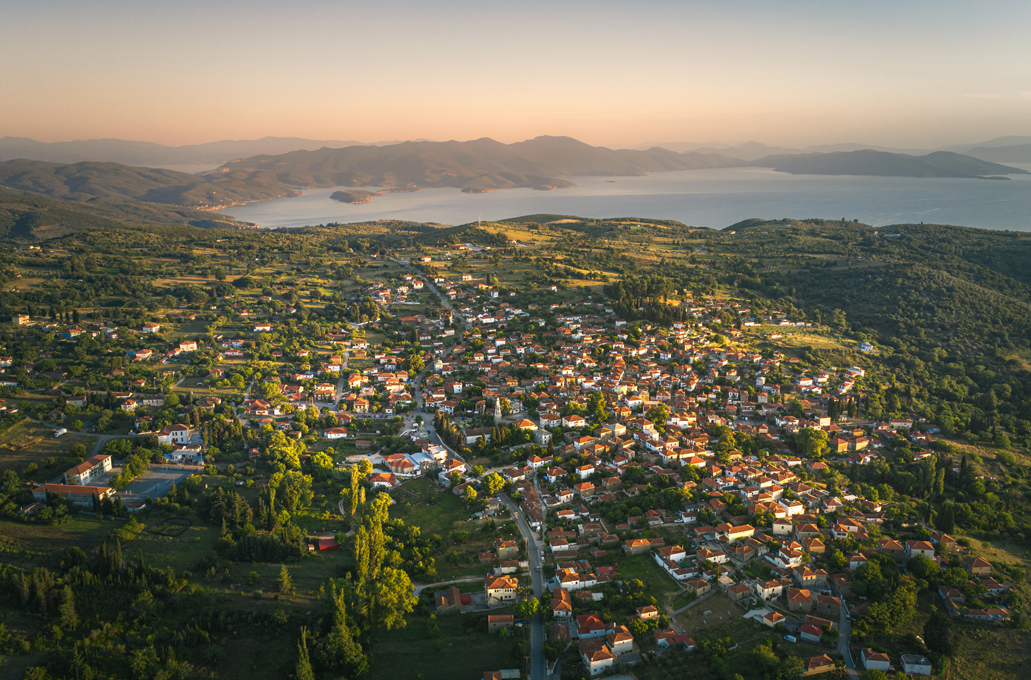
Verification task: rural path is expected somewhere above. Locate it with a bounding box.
[670,589,716,618]
[411,576,483,597]
[89,433,141,457]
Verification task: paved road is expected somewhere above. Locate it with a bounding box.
[839,598,859,678]
[501,494,544,680]
[394,258,465,327]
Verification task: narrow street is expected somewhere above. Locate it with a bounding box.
[500,494,544,680]
[839,598,859,678]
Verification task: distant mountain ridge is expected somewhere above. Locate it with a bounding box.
[211,136,743,195]
[0,137,1024,215]
[750,150,1027,178]
[0,136,376,169]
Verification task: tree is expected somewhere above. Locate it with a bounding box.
[59,585,78,629]
[278,564,293,593]
[935,502,956,534]
[796,427,829,458]
[646,404,670,427]
[373,567,417,630]
[312,451,334,472]
[316,583,369,676]
[483,472,505,496]
[273,470,313,512]
[296,629,316,680]
[924,606,955,656]
[515,596,539,619]
[464,485,478,503]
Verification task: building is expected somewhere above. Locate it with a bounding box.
[551,587,573,617]
[860,648,891,672]
[578,639,615,675]
[484,575,518,606]
[63,454,112,485]
[435,586,471,613]
[802,654,836,676]
[32,483,114,508]
[487,614,514,633]
[156,424,191,446]
[574,613,608,639]
[900,654,932,676]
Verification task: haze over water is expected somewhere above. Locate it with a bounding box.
[222,166,1031,232]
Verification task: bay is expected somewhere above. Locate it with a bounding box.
[220,166,1031,232]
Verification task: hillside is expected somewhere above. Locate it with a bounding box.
[0,192,251,240]
[752,150,1027,178]
[0,159,298,208]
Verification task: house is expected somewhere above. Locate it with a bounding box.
[606,625,634,655]
[962,556,992,576]
[484,575,519,606]
[369,472,397,488]
[435,586,472,613]
[798,623,823,643]
[905,540,935,560]
[156,424,191,446]
[635,605,659,621]
[726,582,752,602]
[761,610,785,628]
[578,639,615,675]
[787,588,815,613]
[496,539,519,560]
[802,654,836,676]
[860,649,891,671]
[488,614,514,633]
[624,538,664,555]
[574,613,608,639]
[900,654,932,676]
[552,587,573,617]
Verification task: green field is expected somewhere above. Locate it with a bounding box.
[366,612,520,680]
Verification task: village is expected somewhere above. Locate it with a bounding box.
[6,241,1021,680]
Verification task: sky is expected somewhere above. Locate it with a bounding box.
[2,0,1030,149]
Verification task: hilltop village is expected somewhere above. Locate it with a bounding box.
[0,226,1027,680]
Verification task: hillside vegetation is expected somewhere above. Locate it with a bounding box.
[0,193,251,240]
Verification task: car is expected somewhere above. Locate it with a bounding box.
[536,566,540,572]
[783,635,797,643]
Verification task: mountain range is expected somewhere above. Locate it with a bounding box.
[0,137,1025,221]
[751,150,1026,179]
[0,136,382,169]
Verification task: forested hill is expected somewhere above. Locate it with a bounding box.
[751,150,1027,178]
[0,193,252,241]
[0,159,298,209]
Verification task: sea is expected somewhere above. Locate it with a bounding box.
[218,165,1031,232]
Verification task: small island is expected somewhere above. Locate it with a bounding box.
[330,190,374,204]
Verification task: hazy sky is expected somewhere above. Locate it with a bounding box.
[2,0,1029,148]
